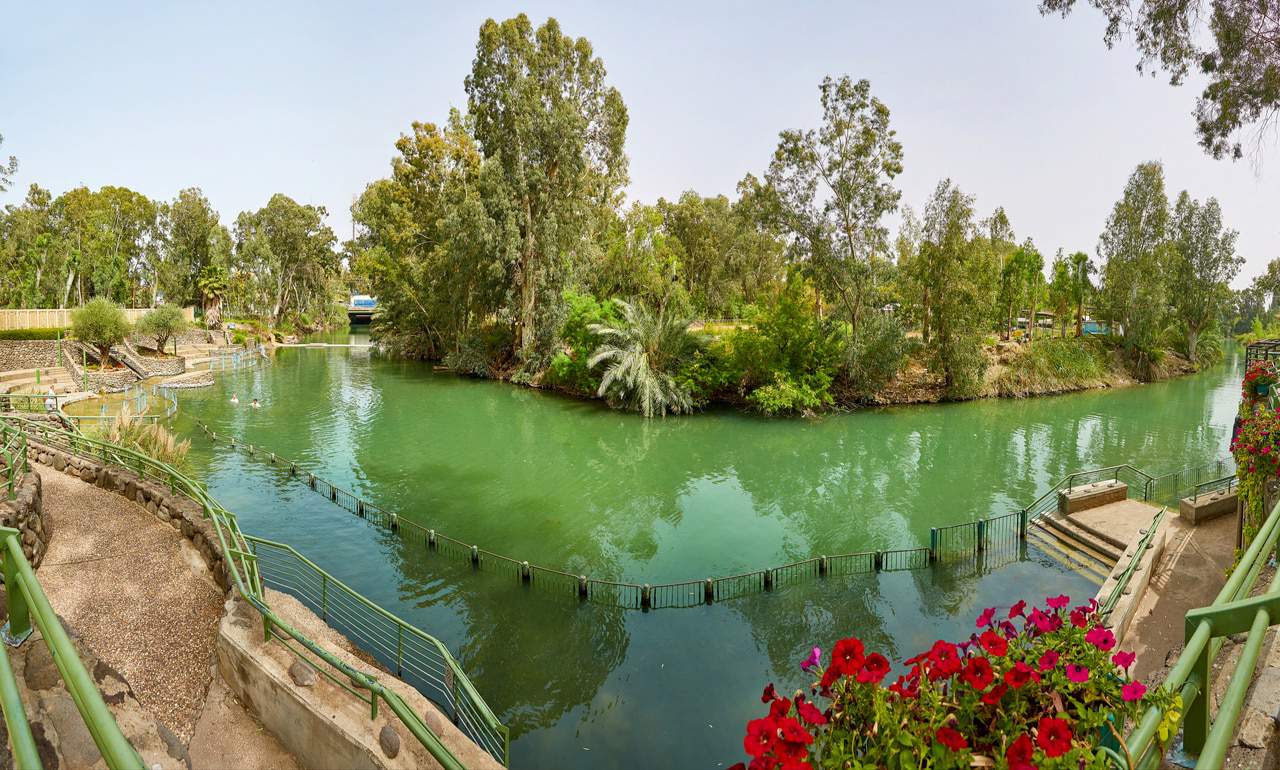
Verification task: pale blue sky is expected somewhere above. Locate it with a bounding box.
[3,1,1275,284]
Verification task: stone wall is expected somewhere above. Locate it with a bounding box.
[25,440,230,592]
[0,468,52,567]
[0,340,59,372]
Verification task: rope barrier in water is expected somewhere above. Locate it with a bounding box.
[190,419,1229,611]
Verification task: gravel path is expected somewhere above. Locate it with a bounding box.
[34,465,224,741]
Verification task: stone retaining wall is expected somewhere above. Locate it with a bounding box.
[0,340,59,372]
[25,440,230,592]
[0,468,52,567]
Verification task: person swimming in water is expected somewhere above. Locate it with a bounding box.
[251,398,260,409]
[230,393,239,405]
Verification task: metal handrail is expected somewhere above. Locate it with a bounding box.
[1098,508,1165,623]
[1,416,495,768]
[1122,497,1280,768]
[0,525,143,769]
[1191,474,1238,502]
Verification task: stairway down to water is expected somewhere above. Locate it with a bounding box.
[0,365,76,394]
[1025,518,1116,583]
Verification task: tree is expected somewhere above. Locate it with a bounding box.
[1098,161,1170,354]
[0,133,17,193]
[71,298,130,370]
[1048,251,1074,337]
[233,194,338,325]
[918,179,987,397]
[1168,191,1242,361]
[766,76,904,333]
[161,188,226,306]
[588,299,696,417]
[136,304,188,353]
[1040,0,1280,161]
[197,263,229,328]
[895,205,928,339]
[1068,251,1095,336]
[465,14,629,363]
[1019,241,1046,341]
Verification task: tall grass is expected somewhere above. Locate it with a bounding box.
[993,336,1112,397]
[106,403,190,469]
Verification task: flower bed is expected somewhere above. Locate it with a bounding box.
[731,596,1177,769]
[1232,396,1280,546]
[1242,359,1278,400]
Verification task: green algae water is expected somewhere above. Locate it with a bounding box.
[170,334,1241,769]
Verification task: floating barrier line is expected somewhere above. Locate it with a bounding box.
[192,419,1231,611]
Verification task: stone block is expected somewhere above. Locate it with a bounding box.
[1058,480,1128,514]
[1179,491,1237,525]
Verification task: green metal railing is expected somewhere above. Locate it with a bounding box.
[1191,473,1238,502]
[1121,497,1280,769]
[1097,507,1165,623]
[1148,457,1237,507]
[2,416,505,768]
[1,424,27,500]
[0,516,142,770]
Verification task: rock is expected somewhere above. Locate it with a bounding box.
[23,644,60,691]
[288,661,317,687]
[1237,709,1273,749]
[378,724,400,759]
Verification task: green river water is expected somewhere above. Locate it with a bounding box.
[166,332,1241,769]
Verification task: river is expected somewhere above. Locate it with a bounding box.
[169,332,1241,769]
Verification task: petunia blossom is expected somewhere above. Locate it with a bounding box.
[1065,663,1090,683]
[800,646,821,671]
[1122,680,1147,702]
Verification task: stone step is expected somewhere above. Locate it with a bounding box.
[1026,525,1114,583]
[1034,512,1124,565]
[0,366,69,383]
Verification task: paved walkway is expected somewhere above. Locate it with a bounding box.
[34,465,224,739]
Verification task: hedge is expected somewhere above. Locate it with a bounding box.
[0,328,69,341]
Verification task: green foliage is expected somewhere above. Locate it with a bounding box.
[672,341,741,407]
[107,403,190,471]
[136,304,187,352]
[731,278,847,414]
[1098,161,1169,354]
[1167,191,1241,363]
[0,327,67,340]
[588,300,697,417]
[844,312,912,400]
[444,324,517,378]
[995,337,1111,396]
[70,298,129,368]
[545,291,621,395]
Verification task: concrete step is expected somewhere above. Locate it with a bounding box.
[1035,512,1125,564]
[0,366,69,383]
[1026,525,1114,583]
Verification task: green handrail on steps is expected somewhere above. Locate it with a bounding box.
[0,524,144,769]
[1,416,497,769]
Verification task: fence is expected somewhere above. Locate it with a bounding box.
[0,306,195,331]
[2,416,505,768]
[196,420,1228,611]
[0,423,26,500]
[1148,457,1237,507]
[206,346,269,371]
[57,385,178,429]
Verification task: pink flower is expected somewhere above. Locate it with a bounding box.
[1046,594,1071,610]
[1066,664,1090,683]
[1086,626,1117,652]
[976,607,996,627]
[1122,680,1147,701]
[1038,650,1060,671]
[1112,650,1136,672]
[800,646,821,671]
[1008,600,1027,618]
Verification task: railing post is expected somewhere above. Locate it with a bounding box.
[1,544,31,645]
[396,625,404,676]
[1184,621,1212,756]
[321,574,328,621]
[929,528,938,562]
[976,519,987,552]
[1019,508,1028,539]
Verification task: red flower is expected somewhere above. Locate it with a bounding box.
[769,697,792,720]
[1006,733,1036,770]
[830,637,865,676]
[1037,650,1059,672]
[1008,600,1027,618]
[888,674,919,699]
[1069,607,1089,628]
[856,653,890,684]
[981,683,1008,705]
[761,683,778,703]
[979,629,1008,657]
[794,696,827,726]
[961,656,994,691]
[936,726,968,751]
[1036,716,1073,757]
[1085,626,1116,651]
[1046,594,1070,610]
[776,717,813,746]
[1004,660,1040,689]
[1122,680,1147,701]
[1112,650,1136,671]
[744,717,777,758]
[1065,664,1089,683]
[975,606,996,627]
[926,640,962,680]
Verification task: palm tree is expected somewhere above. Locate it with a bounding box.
[588,300,697,418]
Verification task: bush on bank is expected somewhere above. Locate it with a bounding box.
[731,596,1178,770]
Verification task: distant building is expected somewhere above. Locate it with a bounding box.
[348,295,377,324]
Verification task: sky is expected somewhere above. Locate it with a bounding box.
[2,1,1276,285]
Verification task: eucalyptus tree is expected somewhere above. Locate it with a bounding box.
[1098,161,1170,353]
[1040,0,1280,160]
[1049,251,1073,336]
[160,188,226,306]
[1068,251,1095,336]
[465,14,629,364]
[765,76,904,333]
[1019,241,1046,341]
[1167,191,1242,361]
[918,179,986,397]
[0,133,17,193]
[232,194,338,325]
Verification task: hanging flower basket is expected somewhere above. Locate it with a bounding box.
[1243,360,1279,401]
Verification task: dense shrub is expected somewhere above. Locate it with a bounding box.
[674,340,742,407]
[0,328,68,340]
[71,298,130,370]
[136,304,188,353]
[994,337,1111,396]
[843,313,912,400]
[588,299,698,417]
[444,324,516,378]
[545,291,620,395]
[731,279,847,415]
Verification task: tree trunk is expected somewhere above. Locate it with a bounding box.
[518,195,536,360]
[1075,299,1083,337]
[1187,327,1199,364]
